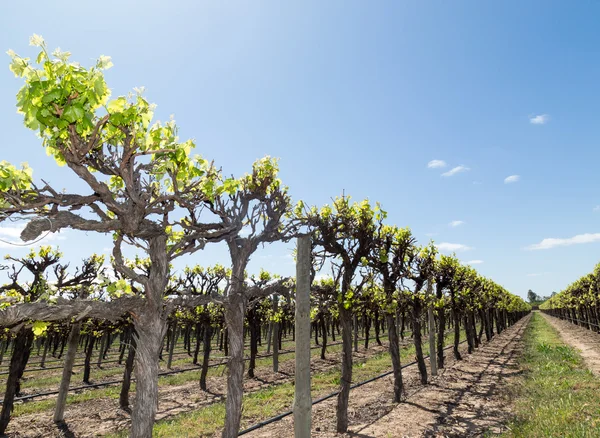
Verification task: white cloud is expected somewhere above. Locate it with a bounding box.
[0,225,65,249]
[530,114,549,125]
[466,260,483,265]
[0,227,24,239]
[442,165,470,177]
[427,160,447,169]
[449,220,465,227]
[593,206,600,212]
[437,242,473,252]
[504,175,520,184]
[472,181,483,185]
[526,233,600,250]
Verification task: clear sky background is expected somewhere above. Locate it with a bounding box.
[1,1,600,299]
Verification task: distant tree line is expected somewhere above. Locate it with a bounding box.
[527,289,556,305]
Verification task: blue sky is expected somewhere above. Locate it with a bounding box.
[1,1,600,299]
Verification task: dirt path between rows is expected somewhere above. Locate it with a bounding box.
[542,312,600,376]
[248,315,530,438]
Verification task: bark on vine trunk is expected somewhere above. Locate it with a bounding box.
[411,300,428,384]
[222,292,246,438]
[464,315,474,354]
[353,313,358,353]
[386,313,403,402]
[167,324,176,370]
[119,330,136,411]
[41,336,50,368]
[272,296,279,373]
[266,321,273,353]
[320,313,327,360]
[58,335,66,359]
[129,234,170,438]
[248,310,258,378]
[54,321,83,422]
[470,311,479,348]
[374,310,382,346]
[118,331,126,365]
[331,321,335,342]
[452,306,462,360]
[336,305,353,433]
[83,336,95,384]
[130,310,166,438]
[200,324,211,391]
[0,340,5,366]
[0,328,34,435]
[97,333,107,368]
[364,315,370,349]
[193,323,201,365]
[436,308,446,368]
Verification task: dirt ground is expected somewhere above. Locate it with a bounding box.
[542,313,600,376]
[247,315,530,438]
[6,341,390,437]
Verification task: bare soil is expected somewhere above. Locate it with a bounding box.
[542,313,600,376]
[247,315,530,438]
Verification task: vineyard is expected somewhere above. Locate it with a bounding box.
[1,30,600,438]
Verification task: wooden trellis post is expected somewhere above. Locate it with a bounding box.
[294,235,312,437]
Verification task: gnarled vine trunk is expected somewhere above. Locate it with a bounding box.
[119,329,136,411]
[374,309,382,346]
[272,296,279,373]
[167,323,176,370]
[451,298,462,360]
[320,313,327,360]
[0,327,34,435]
[130,235,170,438]
[131,310,166,438]
[336,305,353,433]
[54,321,83,422]
[41,335,50,368]
[247,309,258,378]
[82,336,95,384]
[200,323,211,391]
[193,323,201,365]
[386,313,403,402]
[411,299,427,384]
[222,292,246,438]
[464,314,474,354]
[435,284,446,369]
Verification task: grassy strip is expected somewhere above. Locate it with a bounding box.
[111,330,465,437]
[502,313,600,437]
